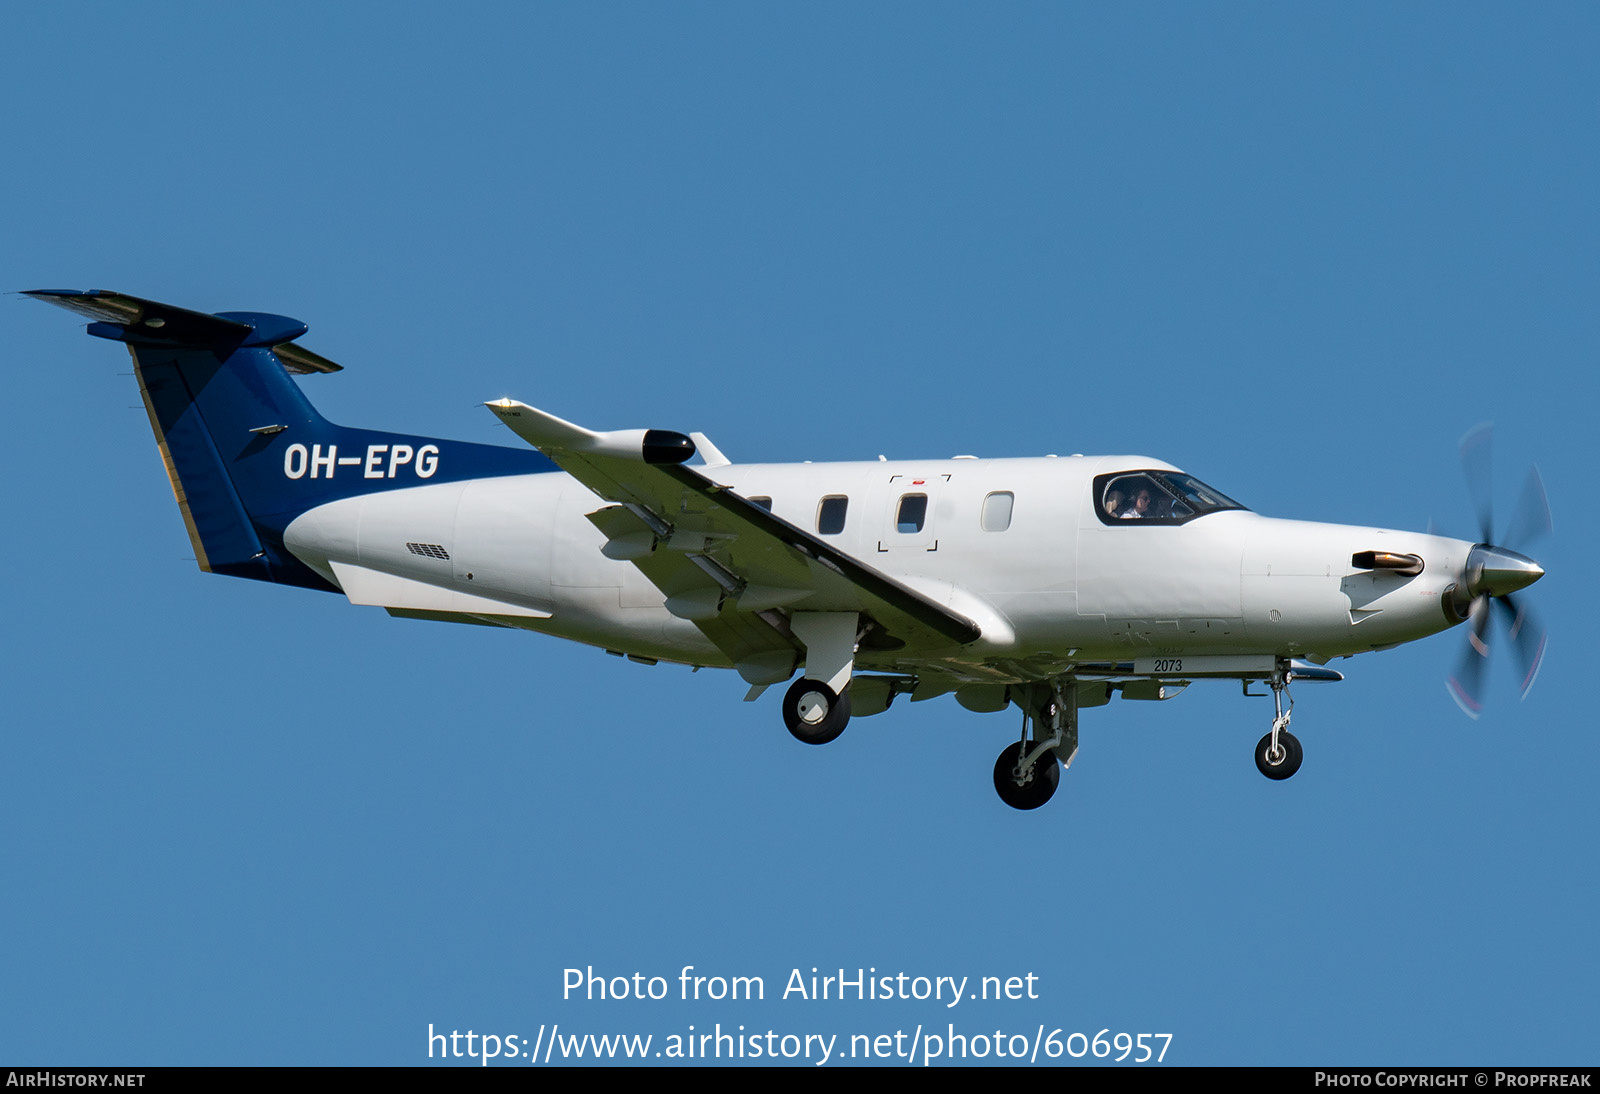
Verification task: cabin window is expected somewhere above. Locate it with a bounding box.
[981,491,1014,532]
[817,495,849,534]
[896,494,928,533]
[749,496,773,511]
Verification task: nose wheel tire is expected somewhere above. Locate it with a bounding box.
[993,741,1060,810]
[782,678,850,745]
[1255,730,1303,780]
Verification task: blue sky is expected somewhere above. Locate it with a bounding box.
[3,2,1595,1066]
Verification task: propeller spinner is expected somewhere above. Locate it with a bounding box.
[1445,424,1551,718]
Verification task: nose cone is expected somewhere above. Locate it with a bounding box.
[1467,545,1545,598]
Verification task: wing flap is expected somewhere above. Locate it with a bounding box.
[585,505,798,668]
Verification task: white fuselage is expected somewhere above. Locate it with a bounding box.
[282,454,1471,680]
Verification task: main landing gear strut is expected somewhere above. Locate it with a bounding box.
[781,612,859,746]
[993,680,1081,810]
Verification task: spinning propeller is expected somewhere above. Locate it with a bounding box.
[1444,424,1551,718]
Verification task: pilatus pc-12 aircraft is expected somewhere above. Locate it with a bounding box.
[30,289,1551,809]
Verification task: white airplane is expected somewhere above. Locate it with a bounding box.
[30,289,1551,809]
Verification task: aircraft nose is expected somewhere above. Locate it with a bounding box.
[1466,545,1545,598]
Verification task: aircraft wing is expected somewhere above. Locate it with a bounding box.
[485,400,981,676]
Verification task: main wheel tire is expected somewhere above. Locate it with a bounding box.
[1255,730,1304,780]
[992,740,1061,810]
[782,678,851,745]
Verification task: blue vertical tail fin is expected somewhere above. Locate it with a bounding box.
[28,289,552,590]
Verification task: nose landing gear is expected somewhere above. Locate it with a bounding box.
[1255,728,1303,779]
[1254,673,1302,780]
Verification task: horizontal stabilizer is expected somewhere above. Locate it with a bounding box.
[24,288,342,373]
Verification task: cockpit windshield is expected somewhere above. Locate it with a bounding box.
[1094,470,1248,526]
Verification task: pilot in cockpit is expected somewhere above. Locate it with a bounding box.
[1121,487,1153,519]
[1096,470,1248,527]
